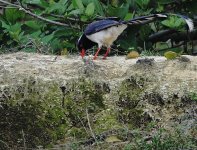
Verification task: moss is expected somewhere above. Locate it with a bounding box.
[0,79,68,149]
[116,76,149,127]
[3,73,196,149]
[94,109,123,133]
[57,78,110,141]
[67,127,87,139]
[124,128,197,150]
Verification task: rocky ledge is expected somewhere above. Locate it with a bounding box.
[0,52,196,149]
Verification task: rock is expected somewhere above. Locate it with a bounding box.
[0,52,196,149]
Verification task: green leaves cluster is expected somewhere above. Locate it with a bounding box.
[161,16,186,31]
[0,0,195,54]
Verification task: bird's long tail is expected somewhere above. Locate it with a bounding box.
[123,14,194,32]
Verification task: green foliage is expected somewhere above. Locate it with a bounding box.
[5,8,25,24]
[0,0,195,54]
[136,0,150,10]
[140,50,161,56]
[0,81,66,149]
[85,3,95,16]
[1,76,196,149]
[189,92,197,101]
[0,78,108,148]
[124,128,197,150]
[161,15,186,31]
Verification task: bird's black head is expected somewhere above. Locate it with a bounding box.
[77,34,97,58]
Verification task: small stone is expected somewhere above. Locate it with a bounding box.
[178,56,191,62]
[136,58,155,65]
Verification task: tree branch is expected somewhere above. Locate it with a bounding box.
[149,29,197,43]
[0,0,80,29]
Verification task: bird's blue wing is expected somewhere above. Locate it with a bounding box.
[84,19,121,35]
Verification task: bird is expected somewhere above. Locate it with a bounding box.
[77,14,194,60]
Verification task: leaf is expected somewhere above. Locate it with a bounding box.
[105,136,121,143]
[46,0,68,14]
[164,51,178,59]
[68,9,82,16]
[25,21,43,30]
[155,42,169,50]
[0,21,10,29]
[93,0,104,16]
[107,3,129,19]
[9,23,21,32]
[54,28,74,37]
[85,3,95,16]
[50,38,64,51]
[139,25,152,41]
[41,33,54,44]
[72,0,84,11]
[81,15,88,22]
[4,23,23,42]
[127,51,140,59]
[156,3,164,12]
[5,8,25,24]
[136,0,150,9]
[30,30,42,39]
[161,16,185,31]
[124,13,133,21]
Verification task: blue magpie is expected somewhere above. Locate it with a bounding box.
[77,14,194,60]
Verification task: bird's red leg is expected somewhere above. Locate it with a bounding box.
[80,48,85,58]
[93,47,101,60]
[103,47,111,59]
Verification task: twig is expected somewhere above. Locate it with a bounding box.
[0,0,18,7]
[22,129,27,150]
[0,6,17,9]
[48,14,80,22]
[77,115,89,135]
[0,0,80,29]
[85,108,97,142]
[0,140,10,149]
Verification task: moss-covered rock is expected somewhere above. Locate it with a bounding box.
[0,52,196,149]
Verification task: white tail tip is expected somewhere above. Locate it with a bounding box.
[185,18,194,32]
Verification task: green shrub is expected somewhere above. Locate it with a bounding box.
[0,0,195,54]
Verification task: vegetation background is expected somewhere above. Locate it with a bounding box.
[0,0,196,55]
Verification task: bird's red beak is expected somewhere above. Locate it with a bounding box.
[80,49,85,58]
